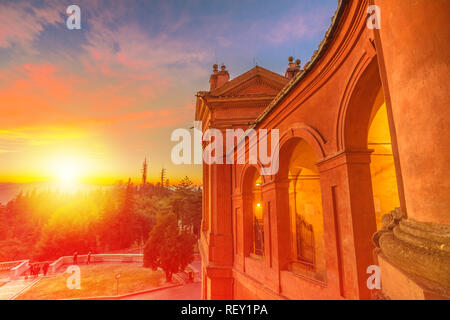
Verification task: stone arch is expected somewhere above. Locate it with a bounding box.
[240,164,266,193]
[273,130,327,281]
[275,123,327,182]
[337,55,383,150]
[338,52,405,221]
[241,165,264,257]
[331,52,407,299]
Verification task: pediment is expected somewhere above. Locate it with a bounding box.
[210,66,288,98]
[225,76,283,96]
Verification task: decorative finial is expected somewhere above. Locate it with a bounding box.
[213,64,218,72]
[288,56,294,63]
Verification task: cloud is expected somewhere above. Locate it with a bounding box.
[0,0,336,183]
[217,36,233,48]
[264,9,333,45]
[0,62,157,128]
[82,18,208,79]
[0,59,195,135]
[0,0,63,50]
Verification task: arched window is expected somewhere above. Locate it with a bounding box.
[368,89,401,230]
[242,167,264,258]
[253,177,263,256]
[280,139,326,282]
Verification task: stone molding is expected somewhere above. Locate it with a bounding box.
[373,208,450,297]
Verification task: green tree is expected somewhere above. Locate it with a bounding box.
[134,194,157,249]
[143,213,195,282]
[117,179,137,249]
[142,158,148,186]
[0,204,7,240]
[172,176,202,237]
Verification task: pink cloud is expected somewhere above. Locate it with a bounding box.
[0,1,206,161]
[0,1,62,50]
[263,8,332,45]
[0,62,174,130]
[217,36,233,48]
[80,8,208,84]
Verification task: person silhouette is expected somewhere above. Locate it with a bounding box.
[42,262,49,276]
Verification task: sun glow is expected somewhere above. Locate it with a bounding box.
[51,155,88,187]
[57,162,81,184]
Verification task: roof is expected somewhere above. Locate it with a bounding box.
[201,65,288,98]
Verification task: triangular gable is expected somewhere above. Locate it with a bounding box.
[209,66,288,97]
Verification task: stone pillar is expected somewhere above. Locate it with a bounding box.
[201,163,209,231]
[202,145,234,299]
[317,150,377,300]
[260,180,290,293]
[241,192,253,259]
[372,0,450,226]
[265,180,290,271]
[371,0,450,299]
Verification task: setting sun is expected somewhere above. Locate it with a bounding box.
[50,155,88,186]
[57,162,80,184]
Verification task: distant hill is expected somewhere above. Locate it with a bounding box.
[0,182,115,205]
[0,183,28,205]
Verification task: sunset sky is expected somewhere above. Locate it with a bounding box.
[0,0,337,186]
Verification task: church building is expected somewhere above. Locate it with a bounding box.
[195,0,450,300]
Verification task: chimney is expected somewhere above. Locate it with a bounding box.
[285,57,301,79]
[209,64,230,90]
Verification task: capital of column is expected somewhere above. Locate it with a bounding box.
[261,179,290,192]
[316,149,374,173]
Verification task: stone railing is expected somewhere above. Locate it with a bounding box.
[49,257,65,275]
[0,260,27,272]
[1,254,144,279]
[49,254,143,274]
[9,260,30,280]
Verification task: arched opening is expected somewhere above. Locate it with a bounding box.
[278,138,326,282]
[341,59,405,298]
[242,166,264,258]
[368,89,401,229]
[342,58,403,231]
[338,58,406,298]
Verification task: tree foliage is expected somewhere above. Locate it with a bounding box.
[0,174,202,263]
[143,213,195,281]
[172,176,202,237]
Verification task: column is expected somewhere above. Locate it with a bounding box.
[372,0,450,299]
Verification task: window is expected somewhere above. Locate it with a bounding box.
[252,177,264,257]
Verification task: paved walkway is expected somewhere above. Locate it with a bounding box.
[0,278,40,300]
[122,282,201,300]
[0,258,202,300]
[122,260,202,300]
